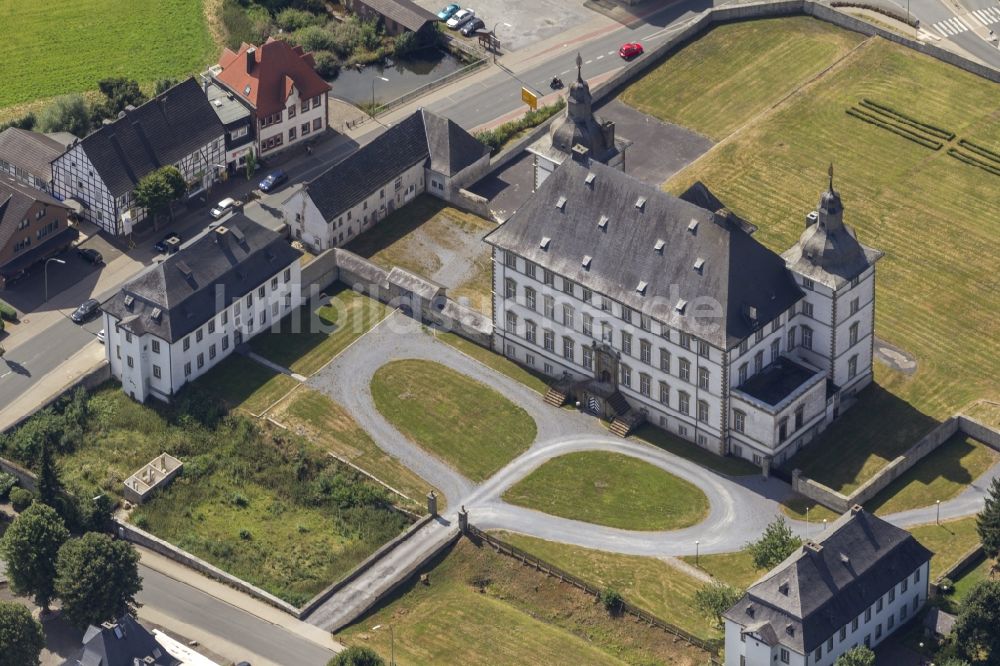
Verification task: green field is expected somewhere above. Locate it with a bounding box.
[432,331,550,394]
[503,451,709,530]
[907,516,982,581]
[338,538,711,665]
[681,550,763,590]
[634,424,759,477]
[195,354,298,416]
[371,360,536,481]
[0,0,217,112]
[626,17,1000,492]
[268,386,441,510]
[249,285,391,376]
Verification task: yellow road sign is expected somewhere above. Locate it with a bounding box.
[521,87,538,111]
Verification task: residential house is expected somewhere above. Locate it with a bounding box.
[281,108,489,253]
[202,78,255,176]
[723,506,932,666]
[343,0,438,37]
[50,78,226,236]
[74,614,181,666]
[211,38,331,158]
[0,127,75,194]
[0,176,75,287]
[484,158,881,468]
[101,215,301,403]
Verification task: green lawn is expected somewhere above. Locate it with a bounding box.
[345,195,495,313]
[498,532,724,642]
[620,17,865,141]
[268,387,441,510]
[503,451,709,530]
[681,550,763,590]
[1,386,407,607]
[249,285,391,376]
[964,401,1000,429]
[338,538,711,665]
[944,554,996,613]
[780,496,842,523]
[640,18,1000,491]
[371,359,536,482]
[907,517,981,581]
[195,354,298,416]
[0,0,217,111]
[633,424,759,477]
[432,331,550,394]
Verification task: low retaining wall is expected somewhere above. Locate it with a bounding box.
[0,457,37,493]
[793,415,1000,512]
[1,361,110,437]
[932,543,985,594]
[114,518,301,616]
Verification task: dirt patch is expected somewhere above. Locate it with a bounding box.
[874,337,918,374]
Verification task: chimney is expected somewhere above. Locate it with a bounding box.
[571,143,590,164]
[246,46,257,73]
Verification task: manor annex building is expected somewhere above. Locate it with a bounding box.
[485,159,882,470]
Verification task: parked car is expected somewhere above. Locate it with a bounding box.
[619,42,644,59]
[97,329,106,344]
[437,3,460,20]
[461,17,485,36]
[70,298,101,324]
[153,232,182,254]
[77,247,103,265]
[3,269,28,287]
[210,197,237,219]
[258,170,287,193]
[447,8,475,29]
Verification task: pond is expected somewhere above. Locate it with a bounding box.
[327,48,469,107]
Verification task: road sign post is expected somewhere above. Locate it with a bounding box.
[521,87,538,111]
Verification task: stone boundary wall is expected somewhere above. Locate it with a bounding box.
[113,518,301,616]
[298,513,436,619]
[2,361,110,437]
[932,542,985,593]
[300,249,340,294]
[793,415,1000,512]
[0,457,37,493]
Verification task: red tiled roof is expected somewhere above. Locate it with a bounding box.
[216,38,331,118]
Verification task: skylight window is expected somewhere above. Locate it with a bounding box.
[243,84,251,96]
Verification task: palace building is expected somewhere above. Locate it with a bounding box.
[484,158,881,470]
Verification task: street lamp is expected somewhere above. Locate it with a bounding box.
[371,76,389,117]
[44,257,66,302]
[492,22,512,63]
[936,499,941,525]
[695,539,700,567]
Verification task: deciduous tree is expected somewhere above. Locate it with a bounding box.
[0,600,45,666]
[954,579,1000,664]
[835,645,875,666]
[55,533,142,628]
[0,502,69,610]
[38,95,90,137]
[745,516,802,570]
[133,166,187,229]
[694,581,743,627]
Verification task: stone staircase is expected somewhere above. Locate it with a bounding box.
[543,386,569,407]
[607,391,630,416]
[610,410,646,438]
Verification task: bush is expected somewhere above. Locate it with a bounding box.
[694,581,743,627]
[10,487,33,512]
[0,299,17,321]
[239,528,252,540]
[291,25,338,52]
[276,8,323,31]
[599,587,623,613]
[938,577,955,595]
[312,50,340,78]
[474,99,566,154]
[0,111,36,132]
[328,646,385,666]
[38,95,90,137]
[0,472,17,500]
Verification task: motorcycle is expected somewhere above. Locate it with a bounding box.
[550,76,563,89]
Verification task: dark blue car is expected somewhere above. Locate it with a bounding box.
[259,170,288,193]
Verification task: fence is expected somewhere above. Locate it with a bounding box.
[370,57,488,117]
[465,524,722,657]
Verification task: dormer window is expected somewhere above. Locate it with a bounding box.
[540,237,551,250]
[779,582,789,596]
[598,215,608,231]
[636,281,647,295]
[123,295,134,310]
[635,196,646,210]
[654,239,665,253]
[585,172,596,186]
[675,299,688,314]
[582,255,592,269]
[694,258,705,273]
[555,196,566,211]
[688,219,699,233]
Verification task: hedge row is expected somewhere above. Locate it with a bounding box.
[831,1,919,27]
[860,99,955,140]
[475,99,566,155]
[845,108,943,150]
[0,299,15,321]
[957,139,1000,165]
[947,148,1000,177]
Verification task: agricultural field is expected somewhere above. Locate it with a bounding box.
[338,538,711,665]
[503,451,709,530]
[623,17,1000,492]
[370,359,537,481]
[0,0,217,113]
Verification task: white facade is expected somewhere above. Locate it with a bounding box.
[257,87,326,157]
[724,561,929,666]
[104,260,302,403]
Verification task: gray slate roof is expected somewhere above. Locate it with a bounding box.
[78,78,224,198]
[724,507,933,654]
[484,159,803,349]
[78,615,180,666]
[102,215,301,343]
[355,0,437,31]
[305,109,488,221]
[0,176,70,251]
[0,127,67,185]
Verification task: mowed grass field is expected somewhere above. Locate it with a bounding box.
[0,0,217,111]
[503,451,709,530]
[370,359,537,481]
[622,17,1000,492]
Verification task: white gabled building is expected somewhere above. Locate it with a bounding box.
[281,108,490,254]
[50,78,226,236]
[724,506,932,666]
[101,215,302,403]
[484,157,881,469]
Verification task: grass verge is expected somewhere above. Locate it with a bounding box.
[503,451,709,530]
[633,423,759,477]
[370,359,536,481]
[907,516,981,581]
[195,354,298,416]
[680,550,763,590]
[431,331,550,394]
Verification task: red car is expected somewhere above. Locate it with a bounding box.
[619,42,644,59]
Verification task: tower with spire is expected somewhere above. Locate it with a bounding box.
[527,53,631,190]
[782,165,883,399]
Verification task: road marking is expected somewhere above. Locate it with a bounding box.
[972,9,990,24]
[596,54,604,60]
[585,59,593,64]
[955,16,972,31]
[934,22,953,36]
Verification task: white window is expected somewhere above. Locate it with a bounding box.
[803,301,814,317]
[678,392,690,414]
[679,358,690,382]
[151,340,160,354]
[639,373,650,397]
[621,332,632,356]
[801,326,813,351]
[640,339,651,365]
[659,348,670,373]
[698,367,709,390]
[563,304,574,328]
[802,277,814,290]
[733,410,746,433]
[505,310,517,332]
[659,382,669,405]
[505,277,516,299]
[525,287,536,311]
[849,355,858,379]
[849,321,859,346]
[620,364,631,387]
[152,365,161,379]
[582,347,593,370]
[543,329,554,352]
[525,320,536,344]
[562,336,574,361]
[697,400,709,423]
[738,363,748,385]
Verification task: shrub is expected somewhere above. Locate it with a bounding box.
[599,587,623,613]
[474,99,566,154]
[694,581,743,627]
[231,492,249,508]
[0,299,17,321]
[276,8,323,31]
[132,514,149,530]
[328,645,385,666]
[938,577,955,595]
[312,50,340,78]
[0,472,17,500]
[38,95,90,137]
[292,25,338,53]
[239,529,252,540]
[0,111,37,132]
[10,487,33,512]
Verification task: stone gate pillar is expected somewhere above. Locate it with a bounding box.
[427,490,438,517]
